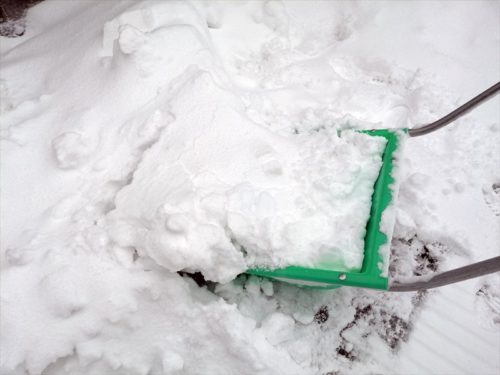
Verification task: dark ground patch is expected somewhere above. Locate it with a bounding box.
[1,0,43,37]
[334,235,446,363]
[314,305,329,324]
[178,271,210,288]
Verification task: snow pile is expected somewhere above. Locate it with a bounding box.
[4,0,388,285]
[1,1,499,374]
[107,72,386,282]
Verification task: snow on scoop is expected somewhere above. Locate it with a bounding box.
[247,82,500,291]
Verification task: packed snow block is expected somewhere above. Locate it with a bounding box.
[107,72,385,282]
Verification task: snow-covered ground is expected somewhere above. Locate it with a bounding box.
[1,1,499,374]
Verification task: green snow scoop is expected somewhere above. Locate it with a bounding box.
[247,82,500,291]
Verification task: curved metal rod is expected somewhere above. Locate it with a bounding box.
[409,81,500,137]
[388,256,500,292]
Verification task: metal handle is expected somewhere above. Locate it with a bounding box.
[408,81,500,137]
[396,83,500,290]
[388,256,500,292]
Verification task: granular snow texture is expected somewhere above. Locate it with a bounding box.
[105,72,387,281]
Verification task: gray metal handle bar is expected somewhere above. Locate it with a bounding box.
[408,81,500,137]
[389,256,500,292]
[390,82,500,291]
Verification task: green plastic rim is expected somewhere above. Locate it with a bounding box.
[246,129,403,290]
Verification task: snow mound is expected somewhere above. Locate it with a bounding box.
[107,72,386,282]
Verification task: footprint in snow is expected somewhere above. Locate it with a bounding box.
[482,183,500,217]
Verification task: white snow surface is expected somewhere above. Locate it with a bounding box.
[1,1,499,374]
[106,74,386,282]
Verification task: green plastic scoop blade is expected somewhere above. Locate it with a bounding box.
[246,129,404,290]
